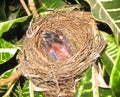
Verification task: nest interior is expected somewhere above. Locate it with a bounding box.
[19,10,104,96]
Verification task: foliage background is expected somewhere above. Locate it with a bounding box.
[0,0,120,97]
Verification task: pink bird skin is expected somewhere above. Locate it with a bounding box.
[56,30,73,56]
[41,30,73,62]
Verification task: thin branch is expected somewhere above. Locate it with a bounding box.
[38,0,44,7]
[20,0,31,16]
[0,70,22,87]
[28,0,39,20]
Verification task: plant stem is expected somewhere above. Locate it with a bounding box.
[38,0,44,7]
[20,0,31,15]
[0,70,21,87]
[28,0,39,20]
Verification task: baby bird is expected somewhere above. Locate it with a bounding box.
[41,30,73,62]
[42,41,60,61]
[56,30,73,56]
[41,31,55,42]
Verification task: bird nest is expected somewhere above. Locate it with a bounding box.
[19,10,104,97]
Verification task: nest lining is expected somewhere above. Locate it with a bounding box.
[19,10,104,96]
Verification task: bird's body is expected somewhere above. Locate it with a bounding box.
[56,30,73,56]
[50,40,70,60]
[43,41,60,61]
[41,30,73,62]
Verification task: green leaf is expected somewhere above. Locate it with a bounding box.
[75,66,115,97]
[85,0,120,43]
[100,31,118,75]
[0,16,30,37]
[110,46,120,97]
[21,80,45,97]
[75,67,93,97]
[11,80,45,97]
[10,80,30,97]
[0,0,6,21]
[11,82,22,97]
[21,80,30,97]
[34,91,45,97]
[42,0,66,9]
[0,38,17,64]
[99,87,116,97]
[0,68,14,79]
[38,0,67,17]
